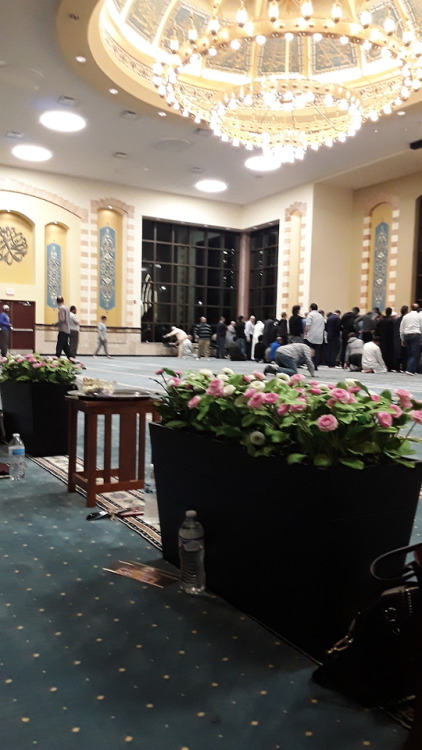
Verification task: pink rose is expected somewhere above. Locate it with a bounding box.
[188,396,201,409]
[243,375,253,382]
[411,410,422,424]
[395,388,412,398]
[206,379,224,397]
[289,373,305,384]
[331,388,352,403]
[371,394,381,402]
[262,392,279,404]
[401,399,413,410]
[32,362,42,368]
[390,404,403,418]
[252,371,265,381]
[277,403,290,415]
[348,386,361,393]
[376,411,393,428]
[309,387,322,395]
[168,377,181,387]
[317,415,339,432]
[291,402,307,412]
[155,369,164,375]
[247,391,266,408]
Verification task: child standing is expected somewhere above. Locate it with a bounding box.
[93,315,111,357]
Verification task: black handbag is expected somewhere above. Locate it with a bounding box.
[312,543,422,707]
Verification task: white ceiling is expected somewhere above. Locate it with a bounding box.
[0,0,422,206]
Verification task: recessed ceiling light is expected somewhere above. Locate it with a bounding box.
[109,88,118,95]
[244,155,282,172]
[397,110,406,116]
[195,179,228,193]
[157,111,167,117]
[40,110,86,132]
[12,144,52,162]
[75,56,86,63]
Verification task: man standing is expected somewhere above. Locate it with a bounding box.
[69,305,80,359]
[0,304,11,357]
[340,306,360,365]
[400,303,422,374]
[234,315,246,357]
[325,310,342,367]
[245,315,256,360]
[304,303,325,370]
[195,316,212,359]
[288,305,304,343]
[55,296,71,358]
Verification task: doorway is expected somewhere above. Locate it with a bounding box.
[0,300,36,352]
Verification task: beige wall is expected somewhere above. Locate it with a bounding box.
[310,184,354,314]
[352,173,422,309]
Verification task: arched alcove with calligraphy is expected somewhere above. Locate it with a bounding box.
[45,222,69,325]
[0,210,34,285]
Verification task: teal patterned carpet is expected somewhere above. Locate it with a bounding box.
[0,447,415,750]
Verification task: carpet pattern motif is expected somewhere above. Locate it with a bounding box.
[29,455,162,551]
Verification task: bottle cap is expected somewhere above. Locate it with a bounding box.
[186,510,197,518]
[12,433,20,438]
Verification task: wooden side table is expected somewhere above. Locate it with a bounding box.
[66,393,160,507]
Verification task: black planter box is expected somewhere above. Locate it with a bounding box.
[150,422,422,658]
[0,381,72,456]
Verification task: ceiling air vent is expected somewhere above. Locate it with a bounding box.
[120,110,140,120]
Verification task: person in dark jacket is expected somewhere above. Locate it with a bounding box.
[325,310,341,367]
[394,305,408,372]
[276,312,288,345]
[262,316,277,347]
[376,307,395,371]
[288,305,304,343]
[234,316,246,356]
[216,316,227,359]
[340,307,360,365]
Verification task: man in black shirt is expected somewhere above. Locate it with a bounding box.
[288,305,304,343]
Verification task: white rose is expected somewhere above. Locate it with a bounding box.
[222,367,234,375]
[248,380,266,390]
[276,373,290,381]
[199,369,213,378]
[223,384,236,396]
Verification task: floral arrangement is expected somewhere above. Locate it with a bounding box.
[0,353,84,386]
[153,367,422,469]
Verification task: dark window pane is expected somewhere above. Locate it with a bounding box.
[194,289,205,306]
[263,247,277,267]
[194,268,205,285]
[208,230,222,247]
[143,220,154,241]
[263,268,276,286]
[174,286,190,306]
[154,264,172,283]
[156,243,172,263]
[155,304,172,322]
[142,242,154,261]
[207,288,221,306]
[208,248,220,267]
[194,247,206,265]
[174,266,189,285]
[174,225,189,244]
[191,229,206,245]
[156,223,173,243]
[175,245,190,264]
[141,262,154,278]
[207,268,221,286]
[157,285,171,303]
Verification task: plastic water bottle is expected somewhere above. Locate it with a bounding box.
[8,433,25,480]
[143,464,159,524]
[178,510,206,595]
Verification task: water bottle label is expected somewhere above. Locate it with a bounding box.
[179,537,203,553]
[9,447,25,456]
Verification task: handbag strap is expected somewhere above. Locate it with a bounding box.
[370,542,422,584]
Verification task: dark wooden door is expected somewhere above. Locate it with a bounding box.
[0,300,35,351]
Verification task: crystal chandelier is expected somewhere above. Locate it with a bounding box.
[101,0,422,164]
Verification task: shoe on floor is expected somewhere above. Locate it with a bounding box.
[264,365,278,375]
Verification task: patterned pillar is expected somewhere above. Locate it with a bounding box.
[282,203,307,311]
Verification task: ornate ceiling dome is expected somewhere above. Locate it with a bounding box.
[89,0,422,162]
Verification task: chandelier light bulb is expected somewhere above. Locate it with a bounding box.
[331,2,342,22]
[285,32,294,42]
[339,35,349,44]
[268,1,279,23]
[301,1,313,20]
[188,18,198,43]
[236,1,248,27]
[208,17,220,35]
[384,16,395,35]
[230,38,241,50]
[360,10,372,28]
[313,33,322,42]
[256,34,266,45]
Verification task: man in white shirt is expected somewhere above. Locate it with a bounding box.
[304,303,325,370]
[399,303,422,374]
[362,337,387,373]
[245,315,256,360]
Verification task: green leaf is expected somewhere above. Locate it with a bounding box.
[164,420,188,429]
[313,453,332,468]
[286,453,306,465]
[339,457,365,469]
